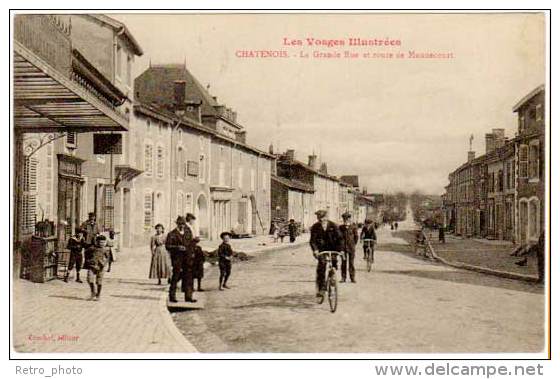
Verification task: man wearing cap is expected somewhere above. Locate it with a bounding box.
[339,212,359,283]
[180,213,198,301]
[80,212,100,248]
[310,210,343,299]
[165,216,196,303]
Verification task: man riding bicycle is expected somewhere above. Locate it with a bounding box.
[360,219,377,261]
[310,210,343,300]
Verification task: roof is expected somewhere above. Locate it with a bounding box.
[133,102,275,159]
[272,175,315,193]
[135,64,223,118]
[85,14,143,56]
[512,84,545,112]
[340,175,359,187]
[278,157,339,182]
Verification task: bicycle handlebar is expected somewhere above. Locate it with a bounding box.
[315,251,344,258]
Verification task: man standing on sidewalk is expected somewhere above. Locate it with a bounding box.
[165,216,195,303]
[339,212,359,283]
[80,212,100,247]
[310,210,343,299]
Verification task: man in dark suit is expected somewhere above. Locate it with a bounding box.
[339,212,359,283]
[165,216,196,303]
[309,210,342,299]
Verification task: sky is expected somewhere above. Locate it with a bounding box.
[113,12,545,194]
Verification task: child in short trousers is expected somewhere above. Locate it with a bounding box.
[218,232,234,290]
[84,234,110,301]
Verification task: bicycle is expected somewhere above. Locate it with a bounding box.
[315,251,344,313]
[362,239,375,272]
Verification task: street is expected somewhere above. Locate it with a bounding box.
[173,222,544,353]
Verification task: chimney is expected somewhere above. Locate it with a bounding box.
[468,151,475,162]
[493,128,505,149]
[285,149,295,160]
[268,143,274,155]
[308,154,317,169]
[320,163,328,174]
[235,131,247,144]
[232,111,237,123]
[485,133,496,153]
[173,81,186,107]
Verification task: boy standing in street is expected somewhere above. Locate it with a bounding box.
[84,235,110,301]
[218,232,234,290]
[65,228,85,283]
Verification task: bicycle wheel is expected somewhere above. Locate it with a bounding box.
[327,270,338,313]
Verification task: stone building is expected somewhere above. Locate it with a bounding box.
[270,175,315,230]
[132,63,274,245]
[275,150,341,222]
[512,85,545,245]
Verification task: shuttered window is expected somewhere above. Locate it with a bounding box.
[22,156,38,233]
[519,144,529,178]
[144,191,154,229]
[529,142,540,179]
[156,145,164,178]
[144,144,153,176]
[102,185,114,230]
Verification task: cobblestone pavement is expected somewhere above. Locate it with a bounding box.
[12,248,196,353]
[173,224,545,353]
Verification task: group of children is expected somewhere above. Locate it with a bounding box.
[65,228,114,301]
[149,226,235,292]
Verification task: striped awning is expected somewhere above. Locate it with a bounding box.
[14,40,128,133]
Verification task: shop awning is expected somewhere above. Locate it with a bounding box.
[14,40,128,133]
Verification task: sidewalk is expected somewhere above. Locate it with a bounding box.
[426,233,539,280]
[12,233,309,353]
[13,248,197,353]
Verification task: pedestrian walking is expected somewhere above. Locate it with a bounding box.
[149,224,171,285]
[438,224,446,244]
[165,216,196,303]
[310,210,343,300]
[106,229,116,272]
[339,212,359,283]
[395,222,399,230]
[84,234,110,301]
[80,212,100,247]
[288,219,298,243]
[218,232,234,290]
[65,228,85,283]
[192,237,205,291]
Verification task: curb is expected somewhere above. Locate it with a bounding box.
[158,287,199,353]
[160,240,307,352]
[425,237,539,283]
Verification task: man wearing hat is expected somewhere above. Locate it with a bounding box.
[339,212,359,283]
[181,213,198,300]
[309,210,343,299]
[165,216,196,303]
[80,212,100,248]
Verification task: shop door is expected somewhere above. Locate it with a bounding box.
[57,176,82,247]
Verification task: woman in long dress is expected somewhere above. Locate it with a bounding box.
[149,224,171,285]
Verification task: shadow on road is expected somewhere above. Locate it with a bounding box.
[379,269,543,294]
[110,294,161,301]
[48,295,88,302]
[231,293,317,310]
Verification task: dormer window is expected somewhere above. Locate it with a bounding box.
[536,104,543,121]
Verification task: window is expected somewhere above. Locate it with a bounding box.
[116,45,122,78]
[126,54,132,86]
[144,143,153,176]
[529,142,540,179]
[250,169,256,191]
[176,146,183,180]
[497,170,503,192]
[529,199,539,239]
[488,173,494,192]
[218,161,226,186]
[22,157,38,233]
[144,191,154,229]
[519,116,525,131]
[101,185,114,230]
[199,154,206,183]
[176,191,184,216]
[156,145,164,178]
[519,144,529,178]
[519,200,528,242]
[238,166,244,188]
[185,193,193,214]
[536,104,543,121]
[66,132,76,148]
